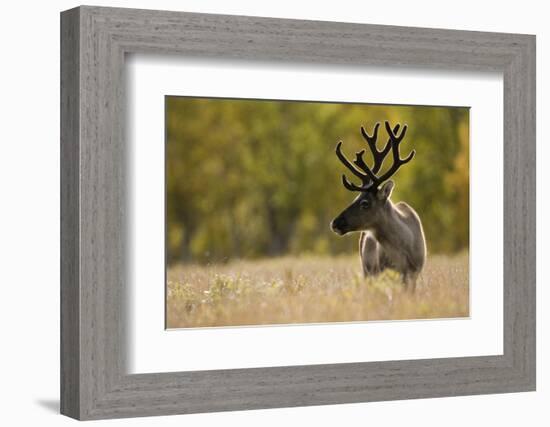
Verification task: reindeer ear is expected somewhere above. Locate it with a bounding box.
[377,180,394,200]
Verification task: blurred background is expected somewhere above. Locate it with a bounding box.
[166,97,469,265]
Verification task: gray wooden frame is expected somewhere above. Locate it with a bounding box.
[60,5,536,420]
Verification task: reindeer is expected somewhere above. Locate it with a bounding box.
[330,121,426,291]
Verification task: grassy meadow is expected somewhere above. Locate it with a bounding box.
[166,253,469,329]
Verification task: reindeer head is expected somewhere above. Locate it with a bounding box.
[330,121,415,235]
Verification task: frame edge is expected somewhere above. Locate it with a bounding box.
[60,6,81,420]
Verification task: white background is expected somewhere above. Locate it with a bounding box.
[0,0,546,426]
[129,57,503,373]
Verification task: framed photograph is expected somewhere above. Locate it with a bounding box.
[61,6,535,420]
[165,97,470,329]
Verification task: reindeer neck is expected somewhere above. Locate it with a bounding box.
[370,200,405,247]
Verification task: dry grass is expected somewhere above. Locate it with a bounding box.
[166,253,469,328]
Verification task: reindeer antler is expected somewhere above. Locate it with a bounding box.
[335,121,415,192]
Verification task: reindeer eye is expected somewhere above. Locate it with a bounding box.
[359,200,370,210]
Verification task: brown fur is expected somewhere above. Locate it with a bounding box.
[331,182,426,291]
